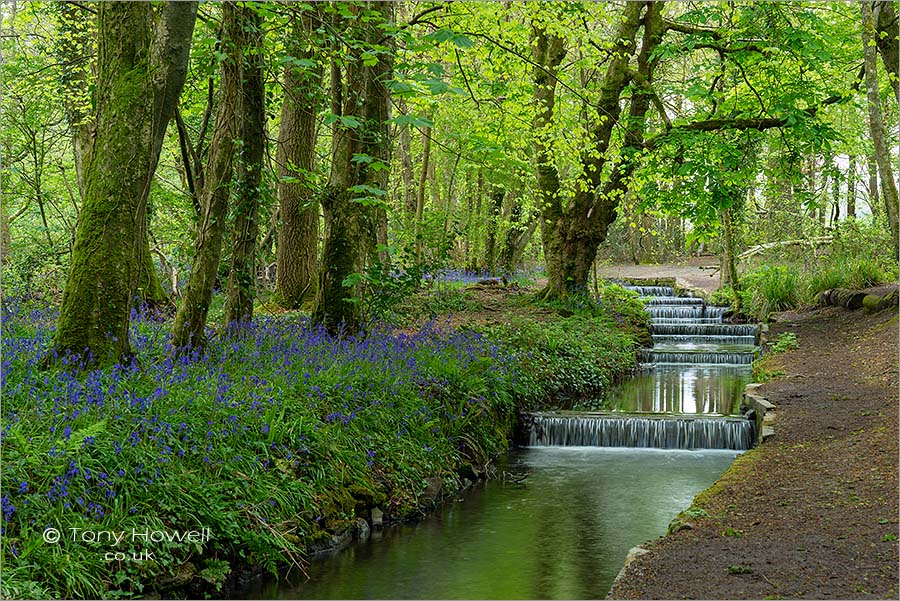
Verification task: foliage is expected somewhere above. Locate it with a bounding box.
[474,297,640,408]
[742,265,805,320]
[595,283,653,344]
[0,290,638,598]
[740,221,894,320]
[770,332,800,354]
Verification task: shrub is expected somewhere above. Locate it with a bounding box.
[744,265,804,319]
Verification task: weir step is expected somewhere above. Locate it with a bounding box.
[638,349,756,365]
[652,334,758,345]
[647,306,729,319]
[652,317,731,324]
[622,285,674,296]
[652,323,758,337]
[643,297,705,306]
[529,414,753,451]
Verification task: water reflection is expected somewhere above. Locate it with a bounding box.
[242,448,738,600]
[601,365,750,415]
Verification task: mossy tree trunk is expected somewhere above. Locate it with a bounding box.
[172,2,245,349]
[273,8,324,309]
[225,6,265,326]
[483,185,504,273]
[499,201,537,273]
[874,0,899,106]
[313,2,394,333]
[532,1,660,298]
[57,1,171,310]
[54,1,196,364]
[861,0,900,259]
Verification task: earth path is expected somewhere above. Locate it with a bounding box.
[595,256,722,296]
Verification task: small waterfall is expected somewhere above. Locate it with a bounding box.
[652,334,757,345]
[652,317,728,324]
[638,350,755,365]
[652,323,758,337]
[644,297,704,306]
[626,285,674,296]
[525,282,759,451]
[529,414,753,451]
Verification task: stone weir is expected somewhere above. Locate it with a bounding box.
[529,412,753,451]
[525,281,760,452]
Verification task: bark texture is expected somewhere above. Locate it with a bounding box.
[225,6,265,326]
[313,2,394,333]
[172,3,244,349]
[862,0,900,258]
[54,1,196,363]
[274,9,324,309]
[532,1,662,298]
[874,1,899,105]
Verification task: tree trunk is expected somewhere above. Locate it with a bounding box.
[313,2,394,333]
[874,0,899,106]
[55,1,196,364]
[847,155,857,219]
[532,1,657,298]
[398,99,416,219]
[273,12,323,309]
[499,205,538,273]
[56,1,94,198]
[225,5,265,326]
[862,0,900,258]
[58,1,169,309]
[1,195,10,266]
[414,126,431,259]
[867,152,880,216]
[484,185,504,273]
[172,2,243,349]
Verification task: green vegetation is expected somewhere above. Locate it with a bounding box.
[770,332,800,354]
[2,0,898,598]
[739,223,896,320]
[0,286,642,599]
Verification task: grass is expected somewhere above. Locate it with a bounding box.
[0,283,639,599]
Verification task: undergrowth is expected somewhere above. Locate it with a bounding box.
[738,223,895,320]
[0,283,638,599]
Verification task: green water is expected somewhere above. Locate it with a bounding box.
[244,447,738,600]
[587,365,751,415]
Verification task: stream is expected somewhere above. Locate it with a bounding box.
[242,284,758,599]
[245,448,738,599]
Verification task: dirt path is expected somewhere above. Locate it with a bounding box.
[596,257,722,296]
[608,304,899,600]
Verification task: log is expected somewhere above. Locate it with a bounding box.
[819,288,867,310]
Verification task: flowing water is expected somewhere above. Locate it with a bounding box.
[244,284,758,599]
[244,448,739,600]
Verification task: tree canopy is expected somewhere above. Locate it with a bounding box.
[1,0,897,360]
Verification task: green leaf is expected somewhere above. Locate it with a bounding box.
[423,28,475,48]
[389,114,434,128]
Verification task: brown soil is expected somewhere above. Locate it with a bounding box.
[608,304,899,600]
[596,256,723,296]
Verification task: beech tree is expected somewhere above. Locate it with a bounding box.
[861,0,899,257]
[224,4,266,325]
[53,1,196,363]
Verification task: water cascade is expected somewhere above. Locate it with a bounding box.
[529,413,753,450]
[528,283,759,451]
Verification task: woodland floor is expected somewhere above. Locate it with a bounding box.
[608,299,900,600]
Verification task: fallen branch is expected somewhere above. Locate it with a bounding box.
[737,237,832,261]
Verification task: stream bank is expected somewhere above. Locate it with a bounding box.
[608,303,899,600]
[0,282,646,599]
